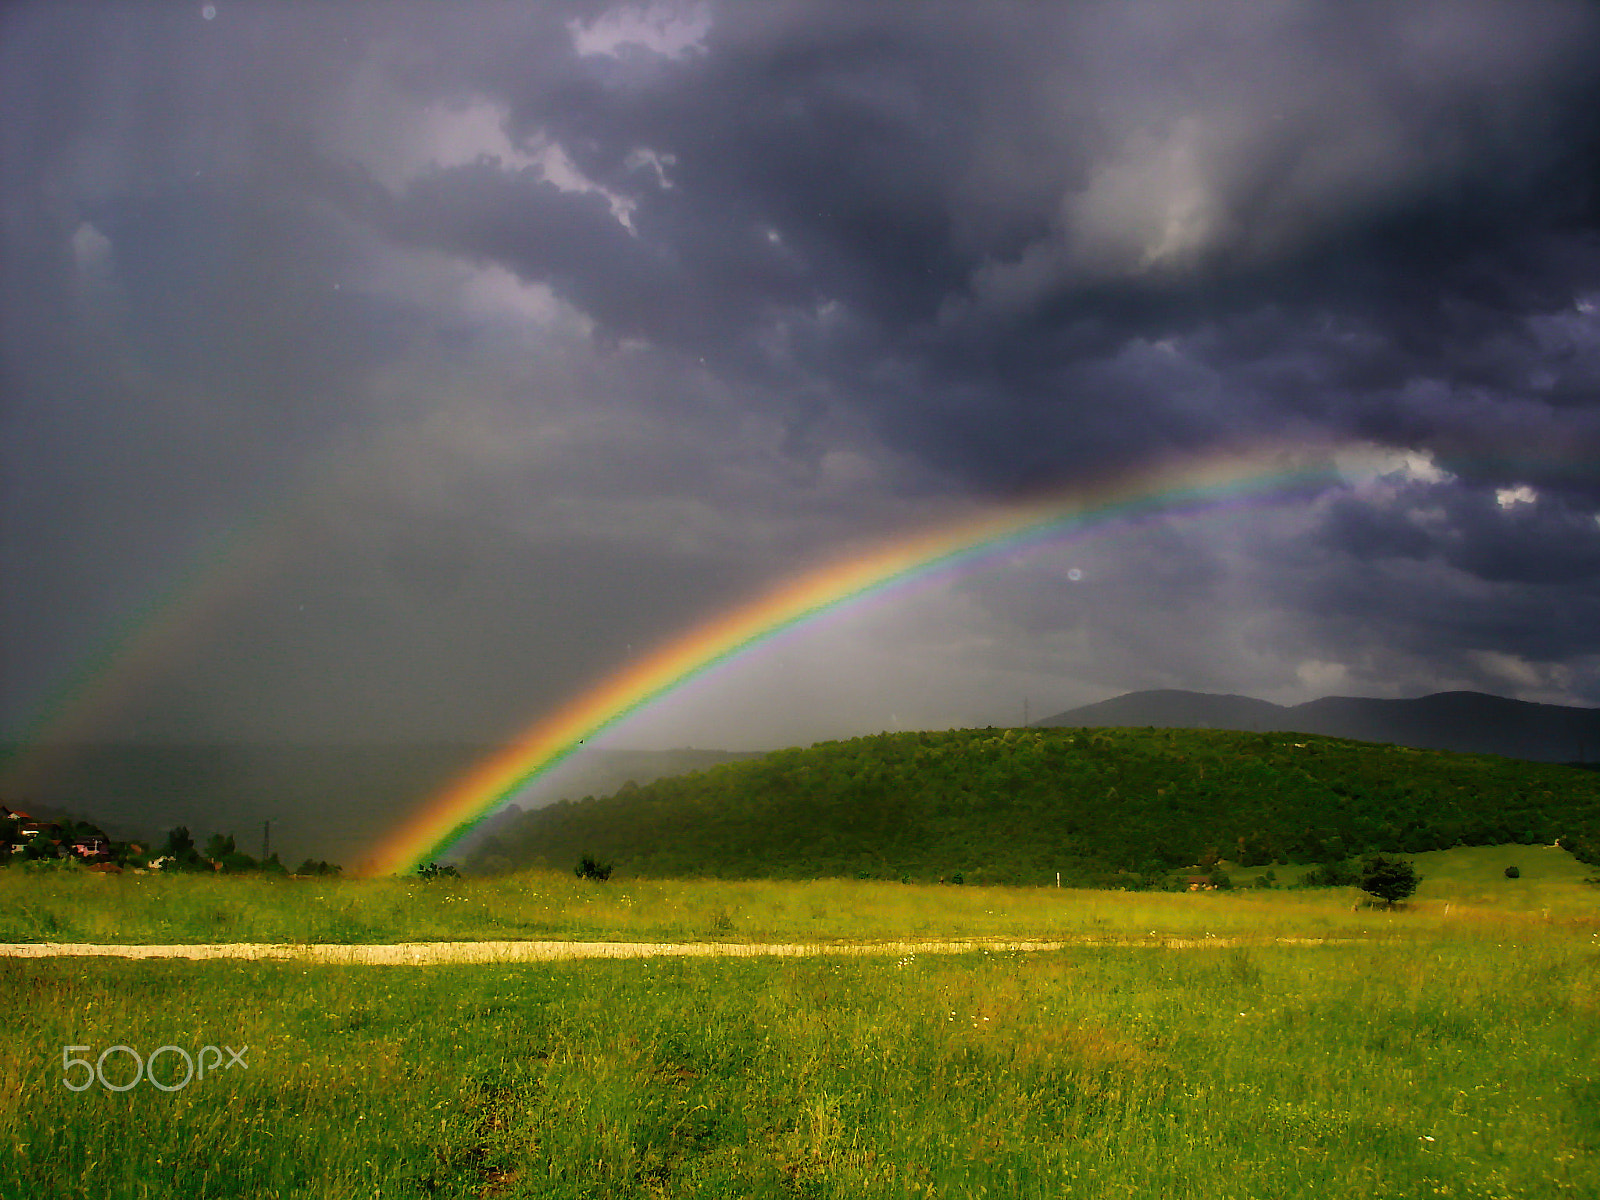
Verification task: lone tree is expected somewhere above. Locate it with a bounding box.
[1360,855,1421,907]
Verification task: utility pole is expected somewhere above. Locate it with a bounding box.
[261,819,272,864]
[1023,697,1030,728]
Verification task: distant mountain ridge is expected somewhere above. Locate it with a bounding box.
[1037,689,1600,763]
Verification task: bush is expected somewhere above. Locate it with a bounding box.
[20,855,81,873]
[1299,859,1360,888]
[1359,855,1421,906]
[575,854,612,881]
[416,862,459,880]
[1505,865,1521,879]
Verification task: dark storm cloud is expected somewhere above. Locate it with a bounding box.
[384,159,820,356]
[8,0,1600,758]
[332,0,1600,495]
[1319,482,1600,585]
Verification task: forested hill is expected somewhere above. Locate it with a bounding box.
[462,727,1600,885]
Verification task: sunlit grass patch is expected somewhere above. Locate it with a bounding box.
[1,845,1595,949]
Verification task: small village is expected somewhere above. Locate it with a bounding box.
[0,805,339,876]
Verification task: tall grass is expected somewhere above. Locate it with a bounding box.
[2,843,1594,946]
[4,923,1598,1198]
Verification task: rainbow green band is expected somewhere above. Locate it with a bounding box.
[364,446,1340,875]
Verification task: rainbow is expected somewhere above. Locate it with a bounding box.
[365,445,1344,874]
[0,513,298,798]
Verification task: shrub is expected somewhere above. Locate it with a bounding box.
[1299,859,1360,888]
[1505,865,1521,878]
[950,872,964,885]
[417,862,459,880]
[575,854,612,881]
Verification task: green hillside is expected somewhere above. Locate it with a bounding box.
[462,726,1600,885]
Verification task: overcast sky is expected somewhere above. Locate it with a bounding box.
[5,0,1600,764]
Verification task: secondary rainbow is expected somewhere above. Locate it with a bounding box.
[0,513,298,799]
[366,446,1343,875]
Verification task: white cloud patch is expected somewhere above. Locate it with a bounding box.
[1495,484,1538,509]
[568,3,711,60]
[331,71,639,229]
[1469,649,1569,701]
[351,96,541,191]
[1295,658,1349,693]
[1333,444,1455,488]
[458,264,572,328]
[67,220,121,323]
[70,221,112,271]
[352,243,593,334]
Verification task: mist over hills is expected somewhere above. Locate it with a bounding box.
[446,748,768,859]
[1037,690,1600,764]
[6,690,1596,871]
[0,742,764,869]
[0,742,492,870]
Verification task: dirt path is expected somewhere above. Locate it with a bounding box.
[0,935,1341,964]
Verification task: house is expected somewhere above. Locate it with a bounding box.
[17,817,60,841]
[3,810,63,858]
[70,835,111,860]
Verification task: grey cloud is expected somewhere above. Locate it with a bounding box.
[8,0,1600,758]
[327,0,1600,497]
[1319,482,1600,584]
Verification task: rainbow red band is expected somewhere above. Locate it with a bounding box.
[364,446,1339,875]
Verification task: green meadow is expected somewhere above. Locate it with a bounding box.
[2,848,1598,1198]
[1,840,1595,945]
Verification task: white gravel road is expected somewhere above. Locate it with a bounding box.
[0,936,1263,964]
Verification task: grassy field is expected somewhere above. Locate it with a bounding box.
[2,843,1595,946]
[2,849,1597,1198]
